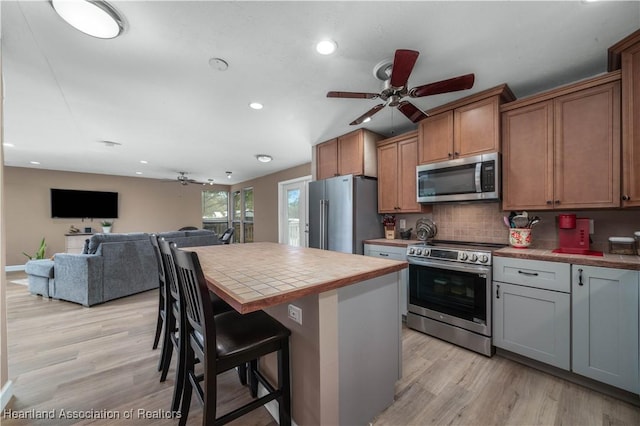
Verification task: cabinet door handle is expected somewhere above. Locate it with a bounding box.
[496,284,500,299]
[454,151,459,157]
[622,194,630,201]
[578,268,583,286]
[378,253,389,257]
[518,270,539,276]
[546,200,553,205]
[448,152,452,158]
[554,200,561,204]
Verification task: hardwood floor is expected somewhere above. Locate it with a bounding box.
[4,272,640,425]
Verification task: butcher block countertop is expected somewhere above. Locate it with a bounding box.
[495,247,640,271]
[187,242,407,313]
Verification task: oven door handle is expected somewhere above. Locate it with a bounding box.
[408,258,490,275]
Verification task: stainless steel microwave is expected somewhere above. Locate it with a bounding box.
[416,152,500,203]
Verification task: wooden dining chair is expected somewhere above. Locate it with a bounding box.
[157,238,243,415]
[171,244,292,426]
[150,234,166,356]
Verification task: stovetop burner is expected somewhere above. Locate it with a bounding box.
[406,240,506,266]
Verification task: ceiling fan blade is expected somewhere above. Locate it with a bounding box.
[409,73,475,98]
[349,104,385,125]
[327,91,379,99]
[397,101,428,123]
[390,49,419,89]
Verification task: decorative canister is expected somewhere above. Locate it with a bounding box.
[509,228,532,248]
[384,226,395,240]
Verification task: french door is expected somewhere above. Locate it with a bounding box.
[278,176,311,247]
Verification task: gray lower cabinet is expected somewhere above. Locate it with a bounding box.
[364,243,408,318]
[493,257,571,370]
[571,265,639,394]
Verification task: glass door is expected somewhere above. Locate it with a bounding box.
[279,176,311,247]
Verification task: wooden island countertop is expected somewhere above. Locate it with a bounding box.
[187,242,408,313]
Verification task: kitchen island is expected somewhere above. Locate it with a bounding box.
[187,243,408,425]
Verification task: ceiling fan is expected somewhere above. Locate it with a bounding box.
[170,171,207,186]
[327,49,475,125]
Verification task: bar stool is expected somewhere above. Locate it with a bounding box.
[171,244,292,426]
[149,235,165,359]
[157,238,248,414]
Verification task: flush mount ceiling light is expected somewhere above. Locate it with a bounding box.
[209,57,229,71]
[316,39,337,55]
[249,102,263,110]
[256,154,273,163]
[51,0,124,39]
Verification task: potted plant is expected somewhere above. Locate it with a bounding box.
[22,237,47,260]
[101,220,113,233]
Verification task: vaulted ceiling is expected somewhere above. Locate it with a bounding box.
[2,1,639,184]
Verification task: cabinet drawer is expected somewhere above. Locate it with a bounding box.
[494,257,570,292]
[364,246,406,261]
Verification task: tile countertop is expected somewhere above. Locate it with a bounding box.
[495,247,640,271]
[187,242,408,313]
[366,238,640,271]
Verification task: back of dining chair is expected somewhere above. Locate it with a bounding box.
[171,244,216,341]
[150,234,166,352]
[158,238,180,303]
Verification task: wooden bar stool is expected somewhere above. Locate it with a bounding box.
[171,244,292,426]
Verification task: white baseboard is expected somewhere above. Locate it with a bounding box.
[5,265,26,272]
[1,380,14,410]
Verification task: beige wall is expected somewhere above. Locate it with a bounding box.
[230,163,311,243]
[4,163,312,266]
[1,49,10,406]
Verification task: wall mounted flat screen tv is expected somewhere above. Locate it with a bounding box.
[50,189,119,219]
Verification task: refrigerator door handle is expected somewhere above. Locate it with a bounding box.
[320,200,329,250]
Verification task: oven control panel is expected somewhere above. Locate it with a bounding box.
[406,245,491,265]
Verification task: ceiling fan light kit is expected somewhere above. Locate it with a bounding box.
[328,48,476,125]
[51,0,124,39]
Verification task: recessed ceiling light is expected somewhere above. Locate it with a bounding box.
[3,143,15,148]
[256,154,273,163]
[30,161,41,165]
[249,102,263,110]
[209,57,229,71]
[51,0,124,39]
[140,160,148,164]
[316,39,337,55]
[135,171,143,175]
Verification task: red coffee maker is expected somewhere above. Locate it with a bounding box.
[552,214,603,256]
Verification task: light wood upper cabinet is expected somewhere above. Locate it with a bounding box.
[418,85,514,164]
[501,73,621,211]
[610,29,640,208]
[377,131,429,214]
[315,129,383,180]
[316,138,338,180]
[418,111,454,163]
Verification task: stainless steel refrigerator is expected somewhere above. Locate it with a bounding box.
[308,174,382,255]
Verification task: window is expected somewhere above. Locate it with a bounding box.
[231,187,254,243]
[232,190,241,243]
[244,187,254,243]
[202,190,229,235]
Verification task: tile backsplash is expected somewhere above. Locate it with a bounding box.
[397,202,640,251]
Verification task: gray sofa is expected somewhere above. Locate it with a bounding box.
[26,230,219,306]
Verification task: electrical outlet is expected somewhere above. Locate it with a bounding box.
[288,304,302,325]
[399,219,406,229]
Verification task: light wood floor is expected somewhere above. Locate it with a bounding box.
[4,272,640,426]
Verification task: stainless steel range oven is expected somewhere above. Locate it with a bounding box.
[406,241,501,357]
